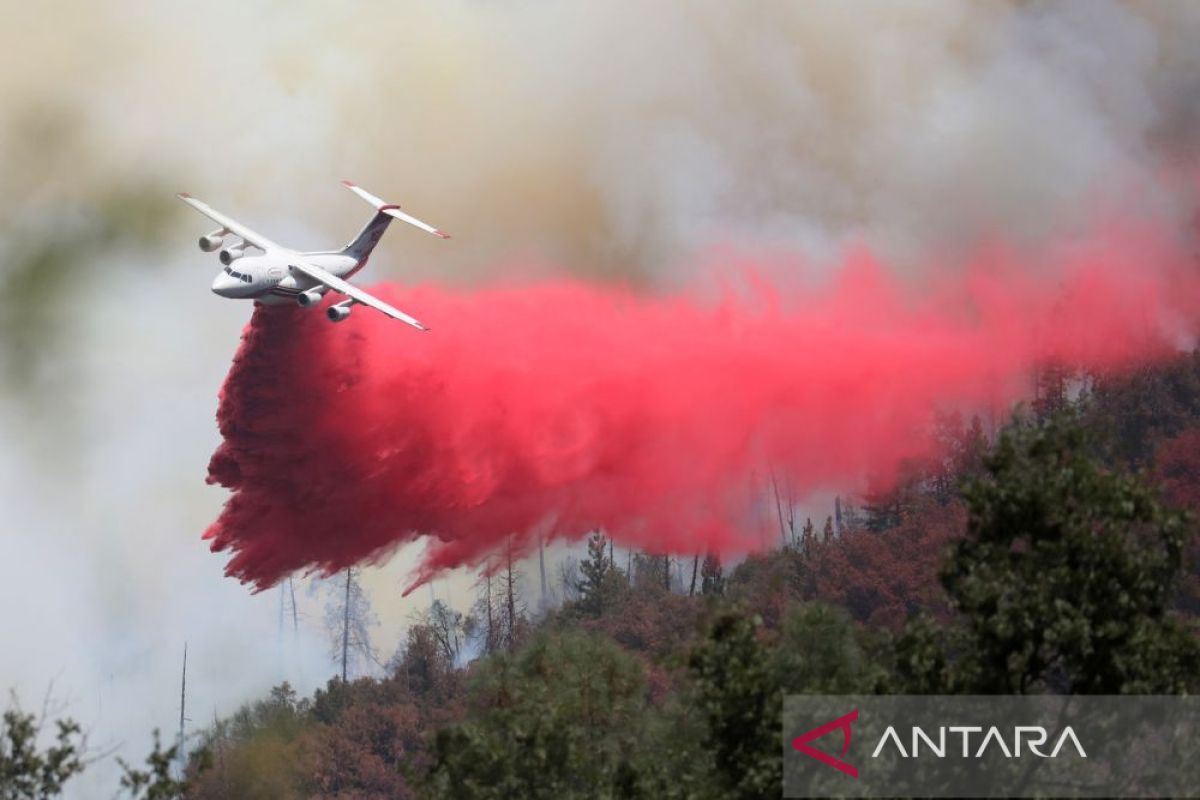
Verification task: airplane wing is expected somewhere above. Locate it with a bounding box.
[177,193,282,252]
[289,259,429,331]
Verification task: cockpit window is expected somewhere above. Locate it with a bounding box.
[223,265,252,282]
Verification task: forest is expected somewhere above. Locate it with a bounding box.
[5,353,1200,799]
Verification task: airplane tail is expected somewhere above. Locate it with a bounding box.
[341,180,449,262]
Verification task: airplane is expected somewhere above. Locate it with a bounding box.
[178,180,449,329]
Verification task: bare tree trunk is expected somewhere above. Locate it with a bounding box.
[288,577,298,635]
[484,572,495,653]
[608,535,614,569]
[538,536,548,610]
[178,643,188,770]
[786,478,796,545]
[341,568,351,682]
[663,555,671,592]
[770,469,787,546]
[505,540,517,652]
[689,554,699,596]
[212,709,227,794]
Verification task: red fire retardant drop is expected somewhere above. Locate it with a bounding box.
[204,224,1200,592]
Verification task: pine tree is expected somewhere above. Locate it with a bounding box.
[688,612,778,799]
[821,516,834,543]
[800,517,815,555]
[577,531,625,615]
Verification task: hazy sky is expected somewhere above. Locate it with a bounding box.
[2,1,1199,794]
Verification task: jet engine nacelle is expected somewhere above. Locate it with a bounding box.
[327,304,352,323]
[218,247,245,265]
[199,233,225,252]
[297,289,324,308]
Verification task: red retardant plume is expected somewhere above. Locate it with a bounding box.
[203,223,1200,592]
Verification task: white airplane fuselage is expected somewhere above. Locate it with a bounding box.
[182,180,446,329]
[211,251,362,305]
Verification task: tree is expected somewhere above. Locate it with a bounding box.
[800,518,815,555]
[575,532,625,616]
[417,600,466,666]
[929,410,988,504]
[0,696,85,800]
[1085,350,1200,467]
[471,542,527,656]
[804,494,963,629]
[821,516,834,543]
[769,471,796,548]
[687,612,778,800]
[118,730,187,800]
[772,604,887,695]
[308,692,421,799]
[700,553,724,596]
[910,411,1200,693]
[471,571,501,657]
[1152,428,1200,613]
[1032,359,1070,420]
[576,533,606,598]
[556,556,581,604]
[394,624,454,700]
[425,632,645,799]
[319,567,378,682]
[500,538,526,653]
[685,604,888,800]
[184,683,309,798]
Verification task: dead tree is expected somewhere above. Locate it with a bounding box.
[178,643,188,770]
[341,569,351,682]
[538,536,549,610]
[502,537,524,652]
[413,600,466,665]
[701,552,725,596]
[318,567,377,681]
[472,571,499,655]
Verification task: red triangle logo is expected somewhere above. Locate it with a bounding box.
[791,708,859,779]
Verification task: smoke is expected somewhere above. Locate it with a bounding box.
[7,2,1200,283]
[203,211,1199,592]
[4,2,1200,794]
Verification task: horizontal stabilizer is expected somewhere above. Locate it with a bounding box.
[341,180,450,239]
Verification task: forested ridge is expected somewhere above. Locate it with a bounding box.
[6,355,1200,799]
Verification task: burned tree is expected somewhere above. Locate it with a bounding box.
[318,567,378,681]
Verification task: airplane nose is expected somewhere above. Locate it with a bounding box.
[212,273,238,297]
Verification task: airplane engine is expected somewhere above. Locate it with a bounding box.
[218,247,245,265]
[297,289,324,308]
[199,234,224,252]
[327,305,352,323]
